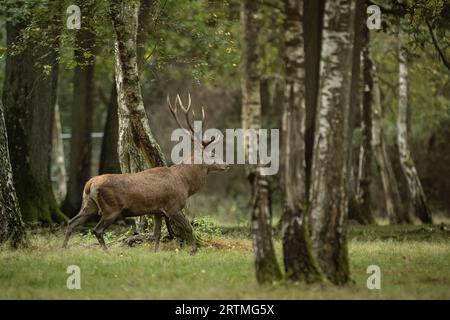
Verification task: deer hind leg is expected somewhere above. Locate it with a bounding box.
[62,198,98,248]
[153,215,162,252]
[92,216,115,250]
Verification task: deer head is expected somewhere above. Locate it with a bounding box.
[167,93,229,172]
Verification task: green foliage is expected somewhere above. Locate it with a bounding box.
[143,0,240,85]
[191,216,222,239]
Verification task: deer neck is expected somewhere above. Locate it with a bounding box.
[176,164,208,196]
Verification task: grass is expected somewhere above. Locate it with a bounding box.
[0,221,449,299]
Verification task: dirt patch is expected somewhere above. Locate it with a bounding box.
[204,239,252,252]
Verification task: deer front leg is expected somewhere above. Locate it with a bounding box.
[153,214,162,252]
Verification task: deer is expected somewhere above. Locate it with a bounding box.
[62,93,229,254]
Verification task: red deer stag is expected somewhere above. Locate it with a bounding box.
[62,94,229,253]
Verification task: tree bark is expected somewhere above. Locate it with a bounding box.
[110,0,193,241]
[0,101,27,248]
[371,66,410,224]
[353,26,376,225]
[2,2,66,224]
[63,0,96,217]
[397,33,433,224]
[308,0,355,285]
[304,0,325,196]
[100,0,151,177]
[281,0,323,283]
[52,102,67,204]
[241,0,281,284]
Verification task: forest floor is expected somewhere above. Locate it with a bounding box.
[0,219,449,299]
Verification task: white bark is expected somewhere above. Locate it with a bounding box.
[308,0,355,284]
[281,0,322,282]
[52,102,67,205]
[241,0,281,283]
[371,66,410,223]
[0,101,26,248]
[397,33,433,224]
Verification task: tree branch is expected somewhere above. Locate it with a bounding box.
[425,19,450,71]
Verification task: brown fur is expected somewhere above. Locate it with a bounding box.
[62,163,228,253]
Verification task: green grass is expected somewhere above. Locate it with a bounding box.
[0,222,449,299]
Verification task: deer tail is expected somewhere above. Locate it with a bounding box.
[83,179,93,196]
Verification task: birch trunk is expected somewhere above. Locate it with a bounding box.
[304,0,325,195]
[110,0,193,240]
[371,66,410,223]
[241,0,281,284]
[397,34,433,224]
[354,27,375,224]
[52,102,67,204]
[281,0,323,283]
[309,0,355,285]
[100,0,150,177]
[347,0,375,225]
[0,101,27,248]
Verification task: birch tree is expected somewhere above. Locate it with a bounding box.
[241,0,281,284]
[371,65,410,224]
[0,101,27,248]
[309,0,355,284]
[354,27,376,225]
[110,0,192,241]
[304,0,325,195]
[52,103,67,204]
[281,0,322,283]
[99,0,151,176]
[347,0,375,225]
[397,33,433,224]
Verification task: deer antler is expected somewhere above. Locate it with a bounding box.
[167,93,215,147]
[176,93,196,135]
[167,94,189,133]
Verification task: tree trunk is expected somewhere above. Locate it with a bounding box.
[110,0,193,241]
[304,0,325,196]
[281,0,323,283]
[0,101,27,248]
[353,26,376,225]
[2,3,66,224]
[100,0,151,177]
[63,3,96,217]
[241,0,281,284]
[308,0,355,285]
[397,33,433,224]
[52,102,67,204]
[371,66,410,224]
